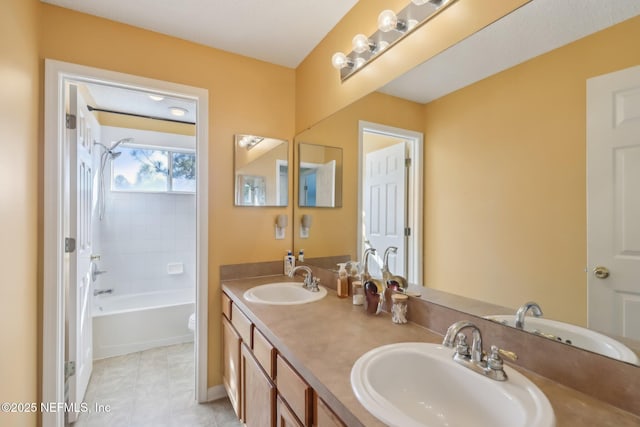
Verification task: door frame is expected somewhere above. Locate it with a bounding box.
[43,59,210,427]
[358,121,423,285]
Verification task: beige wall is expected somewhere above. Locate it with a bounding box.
[423,15,640,326]
[295,0,530,132]
[0,0,39,426]
[39,4,296,389]
[294,92,424,258]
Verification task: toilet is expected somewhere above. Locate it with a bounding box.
[188,312,196,332]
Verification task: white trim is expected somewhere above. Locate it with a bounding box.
[43,59,210,427]
[207,384,228,402]
[358,121,424,285]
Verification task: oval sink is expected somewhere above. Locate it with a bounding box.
[351,342,555,427]
[485,315,639,365]
[243,282,327,305]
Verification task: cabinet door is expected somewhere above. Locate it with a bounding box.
[276,395,304,427]
[314,395,345,427]
[222,316,242,419]
[242,342,275,427]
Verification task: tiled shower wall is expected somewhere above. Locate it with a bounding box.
[96,191,196,295]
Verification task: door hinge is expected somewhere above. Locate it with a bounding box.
[66,113,77,130]
[65,237,76,253]
[64,361,76,381]
[404,227,411,237]
[405,157,412,167]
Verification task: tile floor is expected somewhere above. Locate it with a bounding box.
[75,342,242,427]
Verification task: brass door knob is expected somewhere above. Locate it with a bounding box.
[593,266,610,279]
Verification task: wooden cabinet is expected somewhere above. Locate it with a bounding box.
[222,316,242,419]
[222,291,345,427]
[276,395,304,427]
[242,342,275,427]
[314,395,346,427]
[276,354,312,426]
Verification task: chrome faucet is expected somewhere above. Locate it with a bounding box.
[288,265,320,292]
[361,247,377,282]
[442,320,518,381]
[515,301,543,329]
[381,246,408,292]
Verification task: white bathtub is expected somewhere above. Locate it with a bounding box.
[93,289,195,359]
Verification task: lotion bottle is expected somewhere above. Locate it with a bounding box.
[337,263,349,298]
[284,250,295,275]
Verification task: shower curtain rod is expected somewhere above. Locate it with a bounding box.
[87,105,195,125]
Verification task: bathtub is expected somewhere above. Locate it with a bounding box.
[92,288,195,359]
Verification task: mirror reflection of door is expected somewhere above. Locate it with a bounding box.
[587,65,640,341]
[299,161,336,206]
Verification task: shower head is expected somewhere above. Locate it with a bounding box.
[110,137,134,150]
[110,151,122,159]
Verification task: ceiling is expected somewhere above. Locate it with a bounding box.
[41,0,358,68]
[50,0,640,123]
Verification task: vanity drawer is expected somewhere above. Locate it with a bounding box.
[314,394,345,427]
[253,326,275,379]
[222,292,232,320]
[231,303,252,345]
[276,354,311,425]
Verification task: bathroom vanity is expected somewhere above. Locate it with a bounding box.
[221,274,640,427]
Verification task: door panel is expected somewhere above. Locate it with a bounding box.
[67,84,96,422]
[587,65,640,340]
[364,142,406,277]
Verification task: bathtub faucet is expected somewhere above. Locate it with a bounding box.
[93,288,113,296]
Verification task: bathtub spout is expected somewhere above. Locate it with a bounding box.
[93,288,113,296]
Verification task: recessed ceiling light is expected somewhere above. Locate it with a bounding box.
[169,106,188,117]
[148,94,164,101]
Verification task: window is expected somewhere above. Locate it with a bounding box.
[112,146,196,193]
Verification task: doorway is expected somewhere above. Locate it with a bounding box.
[587,65,640,340]
[358,121,423,284]
[43,60,210,426]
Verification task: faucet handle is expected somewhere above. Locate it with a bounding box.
[309,277,321,292]
[454,333,471,360]
[487,345,518,369]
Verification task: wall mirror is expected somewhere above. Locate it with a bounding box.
[292,1,640,366]
[297,143,343,208]
[234,134,288,206]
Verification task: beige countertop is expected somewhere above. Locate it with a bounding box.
[222,275,640,427]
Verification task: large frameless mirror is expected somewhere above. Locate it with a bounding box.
[297,143,343,208]
[234,134,288,206]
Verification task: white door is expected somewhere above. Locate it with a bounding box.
[587,65,640,341]
[316,160,336,207]
[364,142,406,277]
[66,84,95,422]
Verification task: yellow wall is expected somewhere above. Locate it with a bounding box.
[293,92,424,258]
[39,4,296,389]
[423,15,640,326]
[295,0,530,132]
[0,0,39,426]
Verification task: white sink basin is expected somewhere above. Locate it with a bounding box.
[243,282,327,305]
[351,342,555,427]
[485,315,639,365]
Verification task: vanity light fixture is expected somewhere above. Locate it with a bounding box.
[238,135,264,150]
[148,94,165,101]
[300,214,313,239]
[169,106,188,117]
[275,214,288,240]
[331,0,457,81]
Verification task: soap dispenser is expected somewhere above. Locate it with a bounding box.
[336,263,349,298]
[284,250,295,275]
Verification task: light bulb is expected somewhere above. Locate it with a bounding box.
[352,34,371,54]
[331,52,351,70]
[377,10,398,32]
